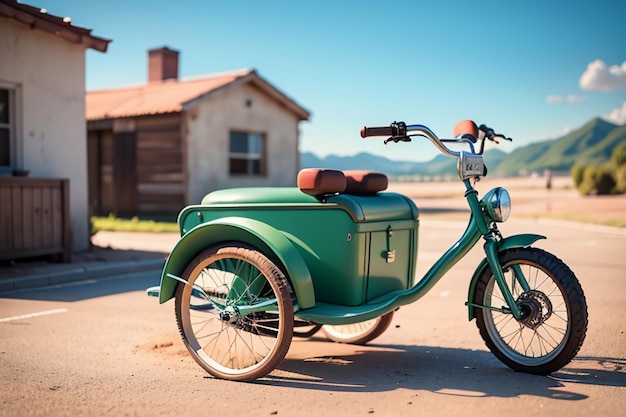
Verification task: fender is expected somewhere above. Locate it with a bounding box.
[466,233,545,320]
[157,216,315,309]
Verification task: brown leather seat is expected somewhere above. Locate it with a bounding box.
[298,168,388,197]
[343,170,388,195]
[297,168,346,196]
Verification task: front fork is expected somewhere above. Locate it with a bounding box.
[482,236,530,320]
[463,179,537,320]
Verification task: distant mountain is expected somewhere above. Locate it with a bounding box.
[300,148,507,177]
[491,118,624,175]
[301,151,423,174]
[300,117,626,177]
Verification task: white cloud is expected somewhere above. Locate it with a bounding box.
[580,59,626,91]
[602,101,626,125]
[546,94,586,103]
[546,95,563,103]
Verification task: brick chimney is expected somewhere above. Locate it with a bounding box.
[148,47,179,82]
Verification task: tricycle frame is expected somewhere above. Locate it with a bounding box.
[148,119,588,380]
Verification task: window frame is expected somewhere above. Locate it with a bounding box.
[228,130,266,177]
[0,83,20,175]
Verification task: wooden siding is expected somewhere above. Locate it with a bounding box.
[0,177,71,262]
[136,115,184,213]
[88,129,116,215]
[88,114,184,216]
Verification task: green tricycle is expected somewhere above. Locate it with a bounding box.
[147,120,588,381]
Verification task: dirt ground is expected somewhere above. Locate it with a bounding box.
[388,175,626,226]
[2,175,624,417]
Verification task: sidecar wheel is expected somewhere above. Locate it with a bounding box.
[473,248,588,375]
[175,243,294,381]
[322,311,395,345]
[293,322,323,338]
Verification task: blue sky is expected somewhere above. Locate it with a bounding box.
[35,0,626,161]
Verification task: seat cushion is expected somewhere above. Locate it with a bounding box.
[343,170,388,195]
[298,168,346,196]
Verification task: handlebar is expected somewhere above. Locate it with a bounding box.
[360,120,512,157]
[360,122,407,138]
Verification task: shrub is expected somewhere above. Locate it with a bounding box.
[578,165,616,195]
[611,142,626,167]
[614,164,626,194]
[572,143,626,195]
[571,164,586,187]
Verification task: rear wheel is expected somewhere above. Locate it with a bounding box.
[175,243,293,381]
[473,248,588,375]
[293,322,323,338]
[323,311,395,345]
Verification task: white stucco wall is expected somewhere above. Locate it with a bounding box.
[0,19,90,252]
[184,82,301,204]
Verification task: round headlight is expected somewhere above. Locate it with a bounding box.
[483,187,511,222]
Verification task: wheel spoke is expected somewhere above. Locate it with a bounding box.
[475,248,588,374]
[175,245,293,380]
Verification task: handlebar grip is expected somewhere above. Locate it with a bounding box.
[360,125,394,138]
[453,120,478,140]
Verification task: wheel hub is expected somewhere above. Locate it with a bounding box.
[219,306,239,324]
[517,290,552,330]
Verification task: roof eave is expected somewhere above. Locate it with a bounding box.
[247,71,311,121]
[182,70,311,121]
[0,1,111,52]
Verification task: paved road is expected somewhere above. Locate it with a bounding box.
[1,218,624,416]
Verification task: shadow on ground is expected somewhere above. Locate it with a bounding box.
[252,341,625,399]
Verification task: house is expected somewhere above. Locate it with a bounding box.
[0,0,110,260]
[86,47,310,216]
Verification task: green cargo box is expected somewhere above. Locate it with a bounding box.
[179,187,419,307]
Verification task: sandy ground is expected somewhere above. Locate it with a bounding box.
[388,176,626,225]
[1,175,625,416]
[2,211,624,417]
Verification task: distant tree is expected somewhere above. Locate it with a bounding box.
[611,142,626,167]
[578,165,616,195]
[573,143,626,195]
[611,143,626,194]
[614,165,626,194]
[571,164,585,187]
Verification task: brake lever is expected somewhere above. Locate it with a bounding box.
[384,136,412,144]
[478,124,513,143]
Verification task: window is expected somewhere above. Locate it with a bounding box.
[229,131,265,176]
[0,88,12,171]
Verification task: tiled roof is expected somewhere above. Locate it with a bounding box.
[86,69,310,121]
[0,0,110,52]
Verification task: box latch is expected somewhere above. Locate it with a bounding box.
[386,225,396,263]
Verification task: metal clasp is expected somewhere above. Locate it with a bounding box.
[386,225,395,263]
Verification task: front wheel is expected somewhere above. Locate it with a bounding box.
[323,311,395,345]
[473,248,588,375]
[175,243,294,381]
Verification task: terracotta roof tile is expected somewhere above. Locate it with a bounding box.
[86,70,250,120]
[86,69,310,121]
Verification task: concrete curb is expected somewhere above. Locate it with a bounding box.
[0,259,165,294]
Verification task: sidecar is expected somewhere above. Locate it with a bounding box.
[150,168,422,380]
[156,168,419,321]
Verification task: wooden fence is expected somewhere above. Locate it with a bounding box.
[0,177,71,262]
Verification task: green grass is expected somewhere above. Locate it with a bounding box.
[91,214,179,233]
